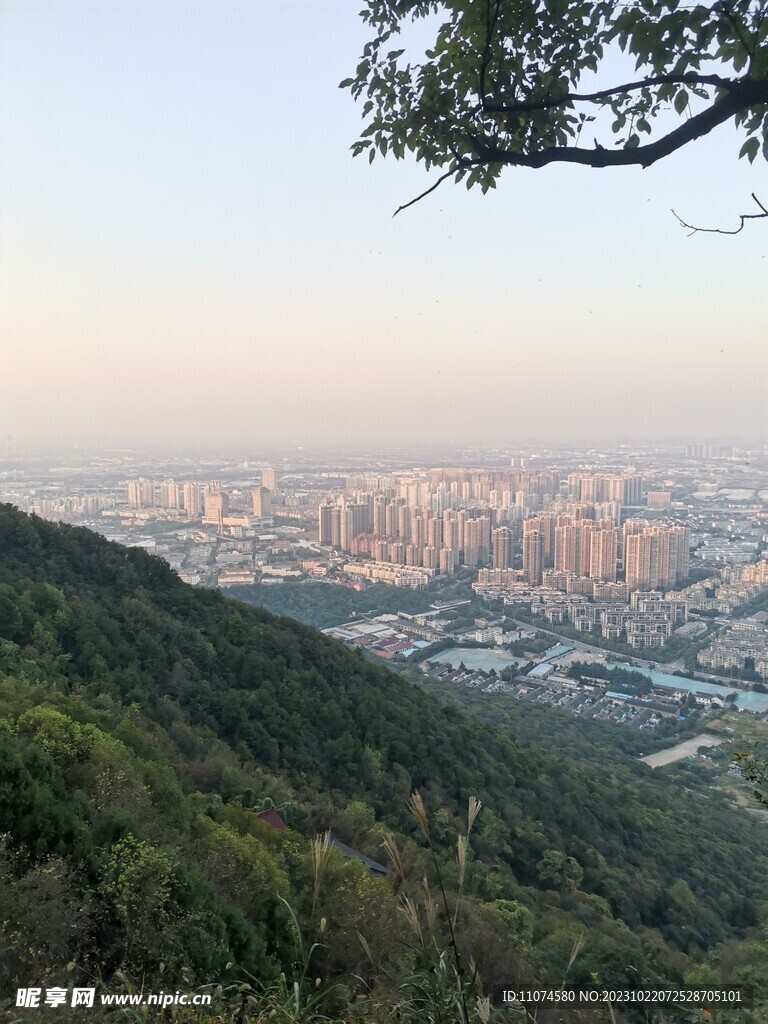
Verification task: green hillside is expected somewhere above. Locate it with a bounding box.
[1,505,767,1021]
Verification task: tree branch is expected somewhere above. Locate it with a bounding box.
[393,78,768,214]
[672,192,768,235]
[481,72,736,114]
[392,163,473,216]
[471,77,768,169]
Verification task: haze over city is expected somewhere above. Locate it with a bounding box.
[1,1,766,448]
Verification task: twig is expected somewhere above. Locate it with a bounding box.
[393,163,472,216]
[479,0,503,107]
[718,1,755,63]
[672,193,768,235]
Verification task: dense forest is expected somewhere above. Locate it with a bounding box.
[228,579,438,628]
[1,505,767,1022]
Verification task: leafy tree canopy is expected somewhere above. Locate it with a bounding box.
[344,0,768,208]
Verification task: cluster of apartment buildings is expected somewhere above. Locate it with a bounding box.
[124,477,276,534]
[317,470,702,651]
[320,498,495,576]
[698,620,768,677]
[520,513,690,589]
[29,495,108,518]
[667,559,768,614]
[496,586,688,649]
[318,470,650,576]
[467,513,693,648]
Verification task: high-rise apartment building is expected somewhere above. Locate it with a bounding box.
[389,540,406,564]
[159,479,180,509]
[203,484,229,533]
[340,502,370,551]
[183,482,203,517]
[625,531,661,591]
[492,526,512,570]
[440,547,456,575]
[463,517,482,568]
[554,519,592,577]
[330,506,342,548]
[620,474,643,506]
[318,503,335,544]
[524,514,555,566]
[127,479,155,508]
[428,517,443,550]
[647,491,672,510]
[397,504,411,542]
[373,495,387,536]
[410,513,425,550]
[127,480,142,509]
[624,524,690,591]
[658,525,690,587]
[589,525,618,582]
[621,518,646,561]
[372,539,389,561]
[522,529,544,585]
[443,509,459,551]
[569,473,642,505]
[252,487,273,518]
[423,545,438,570]
[385,500,402,537]
[261,468,277,490]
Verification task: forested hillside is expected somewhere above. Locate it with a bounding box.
[1,505,767,1021]
[227,579,433,628]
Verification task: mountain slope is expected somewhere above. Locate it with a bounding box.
[1,505,767,1011]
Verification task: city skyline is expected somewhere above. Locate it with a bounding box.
[3,442,767,674]
[1,2,766,447]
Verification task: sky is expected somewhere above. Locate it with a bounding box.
[0,1,766,450]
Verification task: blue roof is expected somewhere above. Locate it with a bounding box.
[528,663,554,678]
[541,643,573,660]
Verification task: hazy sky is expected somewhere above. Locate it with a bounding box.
[1,1,766,448]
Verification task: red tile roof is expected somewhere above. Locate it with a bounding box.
[255,807,287,831]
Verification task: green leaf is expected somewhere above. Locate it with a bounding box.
[739,137,759,164]
[673,90,688,114]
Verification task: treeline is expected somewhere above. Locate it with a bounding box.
[567,661,653,694]
[227,580,431,627]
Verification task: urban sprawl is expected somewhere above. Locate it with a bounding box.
[4,442,768,731]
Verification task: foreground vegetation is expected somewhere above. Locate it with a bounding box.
[1,506,768,1021]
